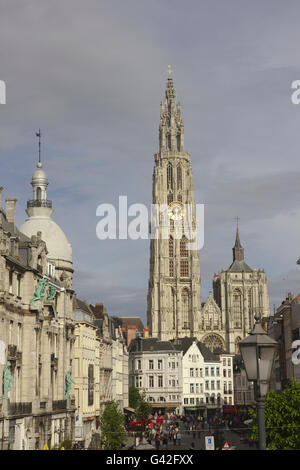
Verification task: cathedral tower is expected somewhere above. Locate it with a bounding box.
[213,223,270,353]
[147,71,202,341]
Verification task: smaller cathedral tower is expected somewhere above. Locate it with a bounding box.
[213,223,270,353]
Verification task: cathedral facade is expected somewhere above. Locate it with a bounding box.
[147,74,270,354]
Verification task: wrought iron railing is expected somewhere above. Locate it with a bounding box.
[27,200,52,209]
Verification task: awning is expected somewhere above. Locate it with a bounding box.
[124,407,135,413]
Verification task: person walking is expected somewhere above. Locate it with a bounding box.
[155,434,160,450]
[176,432,182,448]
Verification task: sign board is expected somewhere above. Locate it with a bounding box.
[205,436,215,450]
[222,441,231,450]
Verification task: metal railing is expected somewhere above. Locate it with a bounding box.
[27,200,52,209]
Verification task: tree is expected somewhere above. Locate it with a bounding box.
[129,386,142,409]
[100,401,127,450]
[135,399,152,421]
[249,378,300,450]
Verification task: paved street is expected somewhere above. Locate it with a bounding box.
[154,421,256,451]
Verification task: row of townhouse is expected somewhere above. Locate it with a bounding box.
[128,336,234,418]
[73,300,129,449]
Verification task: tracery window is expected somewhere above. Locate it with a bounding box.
[167,163,173,189]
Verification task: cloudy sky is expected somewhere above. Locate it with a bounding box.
[1,0,300,321]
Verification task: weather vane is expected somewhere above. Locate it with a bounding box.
[36,129,41,164]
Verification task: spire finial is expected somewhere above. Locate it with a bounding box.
[232,217,244,261]
[168,64,172,77]
[36,129,42,166]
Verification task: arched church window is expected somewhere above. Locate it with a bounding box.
[233,290,242,328]
[180,260,189,277]
[182,289,190,329]
[169,236,174,258]
[36,187,42,201]
[177,164,182,190]
[180,236,188,257]
[169,260,174,277]
[167,163,173,189]
[167,193,173,205]
[203,334,225,354]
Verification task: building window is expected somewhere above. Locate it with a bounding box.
[180,260,189,277]
[149,376,154,388]
[17,274,21,297]
[167,163,173,189]
[205,367,209,376]
[190,384,194,394]
[177,164,182,189]
[169,237,174,257]
[9,271,13,294]
[211,367,214,376]
[180,237,188,257]
[182,289,190,328]
[149,360,153,370]
[190,398,194,405]
[205,381,209,390]
[158,360,162,370]
[88,364,94,406]
[211,381,215,390]
[169,259,174,277]
[190,368,194,377]
[158,376,163,388]
[233,291,242,328]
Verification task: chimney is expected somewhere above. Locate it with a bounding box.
[93,302,104,319]
[0,187,3,210]
[5,198,17,225]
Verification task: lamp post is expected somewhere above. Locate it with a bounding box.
[238,314,278,450]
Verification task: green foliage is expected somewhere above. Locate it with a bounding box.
[135,399,152,420]
[129,386,142,409]
[100,401,127,450]
[128,386,152,420]
[249,378,300,450]
[59,438,73,449]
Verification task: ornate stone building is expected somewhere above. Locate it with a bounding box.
[147,74,202,341]
[0,160,76,450]
[147,74,270,354]
[212,225,270,353]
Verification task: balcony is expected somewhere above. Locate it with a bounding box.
[27,200,52,209]
[9,402,32,416]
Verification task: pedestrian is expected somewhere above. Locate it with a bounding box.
[176,432,182,447]
[173,431,177,446]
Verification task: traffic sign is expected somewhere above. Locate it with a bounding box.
[222,441,231,450]
[205,436,215,450]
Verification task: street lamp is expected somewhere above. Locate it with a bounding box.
[238,314,278,450]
